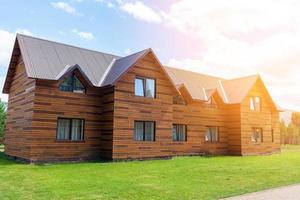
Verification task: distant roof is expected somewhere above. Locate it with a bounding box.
[3,34,277,107]
[165,67,263,104]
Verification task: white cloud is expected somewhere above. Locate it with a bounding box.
[51,2,81,15]
[71,29,94,40]
[0,29,27,102]
[120,1,162,23]
[0,30,15,68]
[162,0,300,111]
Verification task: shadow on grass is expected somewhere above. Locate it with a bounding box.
[0,152,20,166]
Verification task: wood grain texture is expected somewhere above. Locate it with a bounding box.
[4,52,280,162]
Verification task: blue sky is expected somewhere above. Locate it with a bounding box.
[0,0,300,110]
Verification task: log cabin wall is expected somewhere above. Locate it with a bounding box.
[28,71,114,162]
[4,56,35,160]
[112,52,175,159]
[225,104,242,155]
[240,80,280,155]
[112,52,228,160]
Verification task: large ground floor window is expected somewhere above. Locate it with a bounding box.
[251,128,263,143]
[134,121,155,141]
[172,124,187,141]
[205,127,219,142]
[56,118,84,141]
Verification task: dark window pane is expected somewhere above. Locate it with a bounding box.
[59,74,85,93]
[146,79,155,98]
[57,119,70,140]
[172,125,177,141]
[73,76,85,93]
[145,122,155,141]
[135,78,144,96]
[59,76,73,92]
[71,119,83,140]
[134,121,144,141]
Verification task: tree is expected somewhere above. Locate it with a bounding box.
[0,101,6,138]
[291,112,300,127]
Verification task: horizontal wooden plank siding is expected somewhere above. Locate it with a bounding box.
[4,56,35,160]
[28,71,114,162]
[4,50,280,162]
[240,80,280,155]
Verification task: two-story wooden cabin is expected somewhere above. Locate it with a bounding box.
[3,34,281,162]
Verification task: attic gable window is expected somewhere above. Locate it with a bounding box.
[59,74,86,94]
[250,96,261,111]
[135,77,155,98]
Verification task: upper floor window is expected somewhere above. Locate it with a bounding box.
[135,77,155,98]
[172,124,187,141]
[57,118,84,141]
[250,96,261,111]
[59,74,86,94]
[134,121,155,141]
[251,127,263,143]
[205,127,219,142]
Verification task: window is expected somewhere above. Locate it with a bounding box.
[134,121,155,141]
[251,128,263,143]
[173,124,187,141]
[250,96,261,111]
[205,127,219,142]
[59,74,86,93]
[57,118,84,141]
[135,77,155,98]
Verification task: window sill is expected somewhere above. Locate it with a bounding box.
[133,140,155,143]
[172,141,187,143]
[134,95,156,99]
[55,140,85,143]
[204,141,220,144]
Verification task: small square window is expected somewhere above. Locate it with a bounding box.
[134,77,155,98]
[250,97,261,111]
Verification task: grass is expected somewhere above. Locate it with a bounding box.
[1,146,300,200]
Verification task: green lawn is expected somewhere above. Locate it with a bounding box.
[1,147,300,200]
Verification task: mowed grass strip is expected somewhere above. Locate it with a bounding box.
[0,146,300,200]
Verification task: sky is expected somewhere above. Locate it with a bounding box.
[0,0,299,110]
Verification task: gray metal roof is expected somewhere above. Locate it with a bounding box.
[17,34,120,86]
[101,49,150,86]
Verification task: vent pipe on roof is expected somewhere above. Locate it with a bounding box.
[218,80,229,103]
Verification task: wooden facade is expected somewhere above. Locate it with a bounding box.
[4,49,281,162]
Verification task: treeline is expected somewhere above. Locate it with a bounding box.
[0,101,6,144]
[281,112,300,145]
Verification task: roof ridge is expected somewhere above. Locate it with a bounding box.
[164,65,226,80]
[16,33,121,58]
[116,48,151,60]
[224,74,259,82]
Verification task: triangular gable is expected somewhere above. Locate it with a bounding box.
[101,48,181,96]
[221,75,259,104]
[101,49,149,86]
[3,37,22,94]
[242,76,278,111]
[56,64,93,86]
